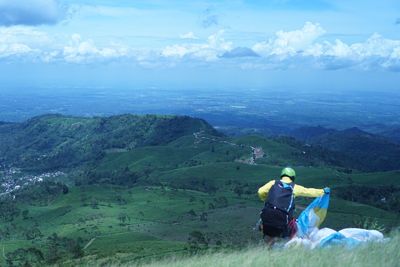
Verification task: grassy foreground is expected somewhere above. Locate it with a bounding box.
[60,232,400,267]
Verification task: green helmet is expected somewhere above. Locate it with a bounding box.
[281,167,296,180]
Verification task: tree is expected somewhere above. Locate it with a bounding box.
[46,233,61,264]
[22,210,29,220]
[25,227,42,240]
[0,199,20,222]
[6,248,44,267]
[187,209,197,216]
[67,238,84,259]
[200,212,208,222]
[118,213,129,225]
[187,231,208,252]
[115,195,127,205]
[214,197,228,208]
[62,184,69,194]
[234,185,244,198]
[90,198,99,209]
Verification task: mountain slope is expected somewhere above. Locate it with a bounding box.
[290,126,400,172]
[290,125,336,142]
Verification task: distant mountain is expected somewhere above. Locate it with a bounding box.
[0,121,13,126]
[379,126,400,144]
[289,126,400,172]
[0,114,220,170]
[290,126,336,142]
[2,114,399,172]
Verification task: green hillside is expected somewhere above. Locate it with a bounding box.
[63,232,400,267]
[0,115,399,266]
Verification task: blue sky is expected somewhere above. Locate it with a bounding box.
[1,0,400,91]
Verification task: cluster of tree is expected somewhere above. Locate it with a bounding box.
[6,248,45,267]
[24,227,43,240]
[5,233,84,266]
[0,198,19,222]
[211,196,229,209]
[186,231,209,252]
[46,233,84,264]
[230,181,257,197]
[170,176,217,193]
[15,181,69,206]
[183,159,202,167]
[0,225,14,240]
[1,220,43,241]
[118,212,131,225]
[335,185,400,212]
[77,167,140,187]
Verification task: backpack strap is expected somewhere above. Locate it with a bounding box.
[279,180,295,214]
[280,180,294,191]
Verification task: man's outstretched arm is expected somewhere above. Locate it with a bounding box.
[293,184,325,198]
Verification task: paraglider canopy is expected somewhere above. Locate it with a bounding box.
[286,194,384,249]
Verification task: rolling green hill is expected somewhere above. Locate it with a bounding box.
[0,114,399,266]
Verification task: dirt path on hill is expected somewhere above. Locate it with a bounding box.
[83,238,96,250]
[193,131,265,165]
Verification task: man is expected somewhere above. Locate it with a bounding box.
[258,167,330,245]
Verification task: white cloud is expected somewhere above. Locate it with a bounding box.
[325,40,353,58]
[253,22,325,57]
[305,34,400,70]
[179,32,198,40]
[62,34,129,63]
[0,26,49,58]
[41,50,60,63]
[390,47,400,59]
[2,22,400,72]
[162,30,232,61]
[304,35,387,61]
[0,26,50,45]
[351,34,400,59]
[303,43,324,57]
[0,27,131,63]
[0,43,33,58]
[251,22,400,71]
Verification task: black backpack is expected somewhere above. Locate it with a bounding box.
[263,180,295,218]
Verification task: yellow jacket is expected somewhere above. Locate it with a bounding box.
[258,176,324,202]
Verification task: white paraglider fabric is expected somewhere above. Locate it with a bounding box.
[285,194,385,249]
